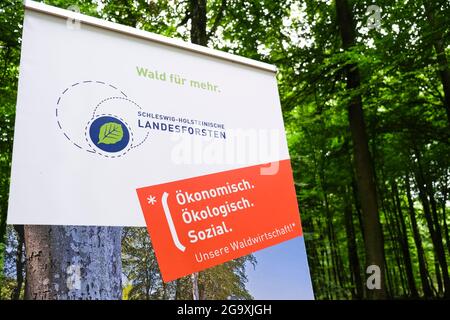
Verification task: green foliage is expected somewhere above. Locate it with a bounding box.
[100,0,189,39]
[0,274,16,299]
[270,0,449,299]
[0,0,23,260]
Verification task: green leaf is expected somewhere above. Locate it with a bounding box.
[97,122,123,145]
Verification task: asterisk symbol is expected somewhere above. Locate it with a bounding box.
[147,195,157,205]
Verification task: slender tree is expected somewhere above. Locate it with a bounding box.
[412,146,450,297]
[335,0,386,298]
[344,186,363,299]
[405,174,433,297]
[392,180,418,297]
[189,0,207,46]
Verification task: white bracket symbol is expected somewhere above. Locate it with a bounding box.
[161,192,186,252]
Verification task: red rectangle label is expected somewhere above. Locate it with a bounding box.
[136,159,302,282]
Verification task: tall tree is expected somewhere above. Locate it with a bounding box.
[335,0,386,298]
[391,180,418,297]
[405,174,433,297]
[344,185,363,299]
[189,0,207,46]
[412,146,450,297]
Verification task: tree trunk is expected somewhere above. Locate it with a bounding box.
[441,177,450,256]
[24,225,122,300]
[321,170,344,290]
[335,0,386,299]
[389,201,408,296]
[434,256,444,296]
[344,188,363,299]
[392,180,418,297]
[351,174,365,244]
[381,202,403,297]
[189,0,207,46]
[425,176,450,293]
[405,175,433,297]
[413,147,450,297]
[302,215,324,298]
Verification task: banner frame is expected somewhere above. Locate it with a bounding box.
[24,0,277,74]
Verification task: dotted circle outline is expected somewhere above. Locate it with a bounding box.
[56,80,127,152]
[56,80,149,157]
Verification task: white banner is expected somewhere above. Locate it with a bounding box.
[7,3,289,226]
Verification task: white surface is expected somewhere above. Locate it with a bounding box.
[7,8,289,226]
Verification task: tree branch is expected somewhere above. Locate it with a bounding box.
[177,10,191,27]
[207,0,227,39]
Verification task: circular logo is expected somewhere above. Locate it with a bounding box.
[89,116,130,153]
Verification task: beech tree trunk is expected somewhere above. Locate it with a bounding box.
[335,0,386,299]
[24,225,122,300]
[392,180,418,297]
[405,175,433,297]
[189,0,207,46]
[413,147,450,297]
[344,187,363,299]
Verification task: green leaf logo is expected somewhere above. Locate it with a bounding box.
[97,122,124,145]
